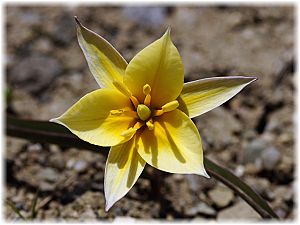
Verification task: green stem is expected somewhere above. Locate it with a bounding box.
[205,158,278,219]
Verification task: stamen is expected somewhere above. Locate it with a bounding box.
[143,84,151,95]
[110,109,138,119]
[110,109,124,115]
[143,84,152,107]
[133,121,144,130]
[130,96,139,109]
[120,121,144,137]
[113,81,139,108]
[153,109,164,117]
[144,94,151,107]
[153,100,179,117]
[120,128,136,138]
[146,119,154,130]
[123,111,138,119]
[113,81,132,97]
[161,100,179,112]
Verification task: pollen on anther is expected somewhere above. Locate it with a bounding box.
[110,109,123,115]
[143,84,151,95]
[161,100,179,112]
[146,120,154,130]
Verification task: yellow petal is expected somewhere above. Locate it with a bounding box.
[138,109,208,176]
[178,76,257,118]
[124,28,184,108]
[50,89,136,147]
[104,136,146,211]
[75,17,127,89]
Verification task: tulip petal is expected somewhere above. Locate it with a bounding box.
[137,109,208,176]
[76,18,127,89]
[50,89,136,147]
[124,28,184,108]
[178,76,257,118]
[105,137,146,211]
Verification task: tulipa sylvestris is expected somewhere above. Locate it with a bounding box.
[50,17,257,211]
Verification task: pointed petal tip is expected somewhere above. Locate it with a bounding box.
[203,169,210,179]
[166,26,171,34]
[195,168,210,178]
[74,16,80,25]
[105,203,111,212]
[245,76,258,85]
[163,26,171,38]
[49,118,58,123]
[251,76,258,82]
[49,117,63,126]
[225,75,258,82]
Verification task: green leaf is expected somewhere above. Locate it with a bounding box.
[7,116,102,153]
[6,116,278,219]
[31,190,39,219]
[6,85,13,105]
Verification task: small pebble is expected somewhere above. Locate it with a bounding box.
[262,147,281,170]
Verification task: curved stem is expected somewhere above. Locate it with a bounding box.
[205,158,279,219]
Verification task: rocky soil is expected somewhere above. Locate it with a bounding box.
[5,5,295,221]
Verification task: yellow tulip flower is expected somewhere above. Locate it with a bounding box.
[50,18,256,211]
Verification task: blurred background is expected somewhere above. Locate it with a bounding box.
[5,4,295,221]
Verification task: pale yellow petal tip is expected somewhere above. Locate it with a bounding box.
[240,76,258,84]
[74,16,82,27]
[163,26,171,39]
[243,76,258,87]
[196,168,210,178]
[49,117,64,126]
[166,26,171,35]
[49,118,58,123]
[250,76,258,82]
[203,169,210,179]
[105,202,112,212]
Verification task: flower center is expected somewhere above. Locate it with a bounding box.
[111,82,180,136]
[137,104,152,121]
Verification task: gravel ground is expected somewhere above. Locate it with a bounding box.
[5,5,295,221]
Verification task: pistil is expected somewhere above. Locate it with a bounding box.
[137,104,152,121]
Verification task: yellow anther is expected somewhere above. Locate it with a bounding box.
[120,128,136,138]
[146,119,154,130]
[153,109,164,117]
[144,94,151,107]
[133,121,144,130]
[143,84,151,95]
[120,121,144,138]
[123,111,138,119]
[153,100,179,117]
[113,81,132,97]
[110,109,124,115]
[113,81,139,108]
[110,110,138,119]
[130,96,139,109]
[161,100,179,112]
[137,104,152,121]
[142,84,152,106]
